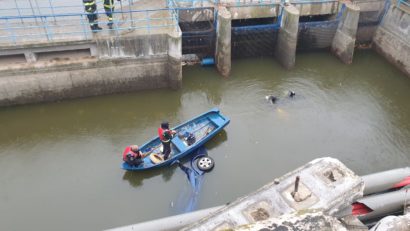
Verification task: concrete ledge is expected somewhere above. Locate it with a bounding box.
[0,56,171,107]
[373,5,410,77]
[373,27,410,77]
[294,1,339,16]
[228,5,281,19]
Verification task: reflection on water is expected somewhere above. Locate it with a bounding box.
[122,165,178,188]
[0,50,409,231]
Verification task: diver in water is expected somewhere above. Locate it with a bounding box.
[266,90,296,103]
[265,95,278,104]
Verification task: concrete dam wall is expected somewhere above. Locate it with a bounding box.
[0,32,182,107]
[373,5,410,76]
[0,0,409,107]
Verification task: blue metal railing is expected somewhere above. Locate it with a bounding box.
[0,8,180,45]
[0,0,137,17]
[397,0,410,9]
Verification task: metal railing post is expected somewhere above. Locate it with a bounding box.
[146,10,150,33]
[80,14,89,40]
[129,0,135,28]
[28,0,39,24]
[14,0,24,24]
[5,18,17,44]
[34,0,44,22]
[43,16,51,41]
[48,0,57,22]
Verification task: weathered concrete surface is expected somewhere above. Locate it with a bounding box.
[215,7,232,77]
[181,157,364,231]
[228,5,281,20]
[373,5,410,77]
[167,30,183,89]
[275,5,299,69]
[354,0,387,43]
[369,214,410,231]
[294,1,340,16]
[96,34,168,58]
[0,57,170,107]
[331,3,360,64]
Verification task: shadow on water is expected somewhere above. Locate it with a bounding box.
[122,164,178,188]
[205,130,228,151]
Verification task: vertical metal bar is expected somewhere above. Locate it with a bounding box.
[5,18,17,44]
[48,0,56,22]
[34,0,42,17]
[14,0,24,24]
[80,14,89,40]
[291,176,300,198]
[28,0,39,24]
[146,10,150,33]
[119,0,125,21]
[43,16,51,41]
[129,0,134,28]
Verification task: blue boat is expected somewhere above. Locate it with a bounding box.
[122,108,230,171]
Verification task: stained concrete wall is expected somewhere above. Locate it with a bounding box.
[373,5,410,77]
[0,32,182,107]
[331,3,360,64]
[96,34,169,58]
[0,58,170,107]
[228,5,281,20]
[294,1,339,16]
[215,7,232,77]
[354,0,387,43]
[275,5,300,69]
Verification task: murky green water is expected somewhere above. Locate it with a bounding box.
[0,50,409,230]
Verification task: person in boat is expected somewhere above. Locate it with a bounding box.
[122,145,147,167]
[158,121,176,160]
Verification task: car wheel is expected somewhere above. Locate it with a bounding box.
[197,156,215,172]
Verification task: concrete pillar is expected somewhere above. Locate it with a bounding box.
[331,3,360,64]
[24,51,38,63]
[167,30,182,89]
[215,7,231,77]
[275,5,299,69]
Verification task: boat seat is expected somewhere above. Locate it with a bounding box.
[171,137,186,152]
[210,116,225,126]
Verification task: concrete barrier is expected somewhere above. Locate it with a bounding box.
[0,32,182,107]
[275,4,300,69]
[331,3,360,64]
[373,5,410,77]
[215,7,232,77]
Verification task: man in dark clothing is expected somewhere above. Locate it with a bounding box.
[158,121,176,160]
[83,0,102,31]
[104,0,116,29]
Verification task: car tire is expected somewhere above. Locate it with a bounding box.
[197,156,215,172]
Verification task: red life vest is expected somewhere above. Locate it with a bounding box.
[158,128,171,142]
[122,146,141,161]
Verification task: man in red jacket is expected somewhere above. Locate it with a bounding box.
[122,145,147,166]
[158,121,176,160]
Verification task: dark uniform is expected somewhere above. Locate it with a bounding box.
[104,0,115,29]
[83,0,102,31]
[158,122,174,160]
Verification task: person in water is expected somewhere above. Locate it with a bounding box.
[122,145,147,166]
[158,121,176,160]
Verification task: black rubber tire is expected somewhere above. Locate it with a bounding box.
[197,156,215,172]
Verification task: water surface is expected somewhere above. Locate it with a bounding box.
[0,50,409,230]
